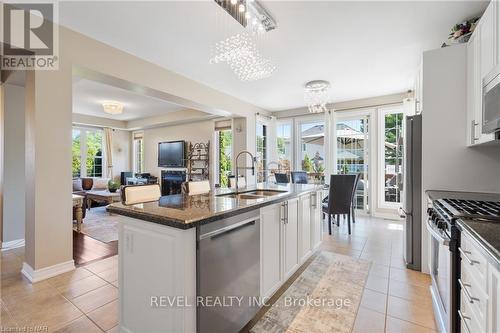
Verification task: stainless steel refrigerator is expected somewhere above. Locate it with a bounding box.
[400,114,422,271]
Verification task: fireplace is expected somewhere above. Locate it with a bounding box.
[161,170,186,196]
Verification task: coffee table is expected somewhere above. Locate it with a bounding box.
[72,194,84,232]
[86,190,121,210]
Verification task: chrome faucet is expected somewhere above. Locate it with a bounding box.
[235,150,256,190]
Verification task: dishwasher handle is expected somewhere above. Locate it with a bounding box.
[199,218,257,240]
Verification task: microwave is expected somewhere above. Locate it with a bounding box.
[483,67,500,134]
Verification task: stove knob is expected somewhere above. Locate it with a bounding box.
[437,220,446,230]
[427,208,433,215]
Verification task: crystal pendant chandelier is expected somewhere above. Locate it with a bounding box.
[210,33,276,81]
[211,0,277,81]
[304,80,331,113]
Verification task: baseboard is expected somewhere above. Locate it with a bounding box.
[22,260,75,283]
[1,239,25,251]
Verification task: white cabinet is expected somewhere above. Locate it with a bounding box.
[260,192,323,299]
[310,191,323,250]
[488,262,500,333]
[480,1,497,79]
[460,230,500,333]
[299,194,312,263]
[466,7,496,147]
[283,198,299,279]
[260,203,282,299]
[119,217,196,333]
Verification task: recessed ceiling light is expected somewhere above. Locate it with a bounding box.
[102,101,123,115]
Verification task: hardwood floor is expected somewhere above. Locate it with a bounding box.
[73,231,118,266]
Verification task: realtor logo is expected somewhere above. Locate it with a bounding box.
[1,2,59,70]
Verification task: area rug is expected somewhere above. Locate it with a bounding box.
[250,251,371,333]
[80,206,119,243]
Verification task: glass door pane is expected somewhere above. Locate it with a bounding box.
[383,112,404,204]
[336,116,369,213]
[276,122,292,173]
[299,120,325,184]
[256,123,267,183]
[217,129,232,188]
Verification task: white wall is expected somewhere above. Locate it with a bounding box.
[421,44,500,272]
[143,120,214,182]
[112,129,131,180]
[3,84,26,244]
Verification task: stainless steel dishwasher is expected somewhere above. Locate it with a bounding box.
[197,210,260,333]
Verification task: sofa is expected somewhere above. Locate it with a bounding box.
[72,177,112,219]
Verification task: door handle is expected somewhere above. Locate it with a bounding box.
[199,219,257,240]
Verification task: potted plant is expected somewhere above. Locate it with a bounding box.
[448,17,480,44]
[108,180,121,193]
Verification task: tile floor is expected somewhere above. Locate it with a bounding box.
[1,248,118,333]
[321,214,437,333]
[1,215,436,333]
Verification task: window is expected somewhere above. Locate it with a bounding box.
[336,116,370,212]
[256,122,268,183]
[299,120,325,183]
[276,122,292,172]
[133,131,144,174]
[72,127,104,178]
[216,129,232,187]
[380,107,404,205]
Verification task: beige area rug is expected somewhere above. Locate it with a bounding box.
[251,251,371,333]
[80,206,119,243]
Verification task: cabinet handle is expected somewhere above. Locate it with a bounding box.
[281,202,286,224]
[458,310,472,333]
[471,120,480,143]
[458,279,480,304]
[459,248,480,266]
[311,193,317,208]
[285,201,289,224]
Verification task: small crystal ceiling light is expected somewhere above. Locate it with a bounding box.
[238,3,245,12]
[230,0,237,5]
[304,80,331,113]
[102,101,124,115]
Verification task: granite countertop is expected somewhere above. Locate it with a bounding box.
[457,218,500,268]
[107,183,323,229]
[427,189,500,268]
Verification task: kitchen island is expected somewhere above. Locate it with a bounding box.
[107,184,324,333]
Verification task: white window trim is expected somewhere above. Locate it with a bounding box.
[132,131,144,174]
[377,105,405,210]
[276,119,294,171]
[332,108,375,215]
[73,126,105,178]
[295,114,326,173]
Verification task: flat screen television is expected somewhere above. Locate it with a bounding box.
[158,140,186,167]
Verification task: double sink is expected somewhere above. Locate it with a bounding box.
[216,189,287,200]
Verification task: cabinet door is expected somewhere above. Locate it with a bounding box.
[488,263,500,333]
[299,194,311,263]
[283,198,299,279]
[480,1,496,79]
[310,191,323,250]
[260,203,282,299]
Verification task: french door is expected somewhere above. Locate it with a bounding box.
[334,113,371,214]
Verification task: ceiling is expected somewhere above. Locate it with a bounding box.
[61,1,488,112]
[73,77,185,121]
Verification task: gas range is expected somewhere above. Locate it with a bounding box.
[429,198,500,235]
[427,196,500,333]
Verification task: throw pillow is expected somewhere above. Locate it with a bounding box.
[92,177,110,190]
[73,179,83,192]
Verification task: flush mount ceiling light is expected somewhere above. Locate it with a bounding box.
[102,101,123,115]
[304,80,331,113]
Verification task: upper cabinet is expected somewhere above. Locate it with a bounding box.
[480,1,497,79]
[466,1,497,146]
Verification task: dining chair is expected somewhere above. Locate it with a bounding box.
[184,180,211,195]
[274,173,290,184]
[291,171,308,184]
[351,173,361,223]
[322,174,357,235]
[121,184,161,205]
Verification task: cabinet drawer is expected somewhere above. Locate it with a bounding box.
[459,294,483,333]
[460,233,487,285]
[460,263,488,327]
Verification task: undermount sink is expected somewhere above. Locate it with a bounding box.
[216,189,287,200]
